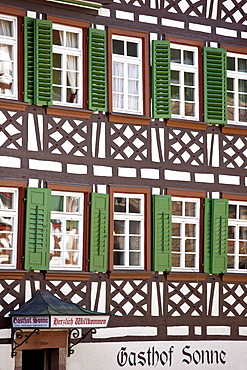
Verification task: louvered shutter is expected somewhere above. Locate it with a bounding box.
[23,17,52,105]
[152,40,171,119]
[211,199,228,274]
[24,17,35,103]
[89,193,109,272]
[34,19,53,105]
[204,47,227,125]
[203,198,212,273]
[24,188,51,270]
[152,194,172,272]
[88,28,107,111]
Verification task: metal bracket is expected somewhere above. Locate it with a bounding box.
[11,328,40,358]
[68,328,96,356]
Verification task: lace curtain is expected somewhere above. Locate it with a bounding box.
[0,20,13,94]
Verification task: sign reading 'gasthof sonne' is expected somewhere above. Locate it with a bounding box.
[12,316,49,328]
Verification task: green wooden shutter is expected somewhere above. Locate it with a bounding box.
[152,40,171,119]
[88,28,107,111]
[24,188,51,270]
[152,194,172,272]
[203,198,228,274]
[203,47,227,125]
[24,17,35,103]
[23,17,52,105]
[89,193,109,272]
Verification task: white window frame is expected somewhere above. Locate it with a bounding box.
[227,52,247,125]
[113,193,145,269]
[52,23,82,107]
[112,35,143,115]
[171,197,200,272]
[0,187,18,268]
[228,200,247,273]
[170,43,199,120]
[50,191,84,271]
[0,14,18,100]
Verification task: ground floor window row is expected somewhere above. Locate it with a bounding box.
[0,186,246,273]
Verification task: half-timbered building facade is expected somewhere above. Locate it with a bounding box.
[0,0,247,368]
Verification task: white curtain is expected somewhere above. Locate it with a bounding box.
[0,20,13,94]
[66,32,78,102]
[113,62,124,109]
[128,63,139,111]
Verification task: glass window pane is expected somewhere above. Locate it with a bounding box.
[239,206,247,220]
[114,197,126,213]
[0,249,11,264]
[171,70,180,84]
[172,223,181,236]
[127,42,138,57]
[53,70,62,85]
[66,32,78,48]
[172,238,181,252]
[53,86,62,102]
[114,236,125,250]
[227,255,234,268]
[227,57,235,71]
[239,94,247,108]
[239,108,247,122]
[227,77,234,91]
[129,251,140,266]
[128,96,139,111]
[185,224,195,237]
[184,50,194,65]
[228,240,235,254]
[66,196,80,213]
[239,79,247,93]
[113,62,124,77]
[239,226,247,240]
[239,256,247,269]
[114,220,125,234]
[228,225,235,239]
[65,251,79,265]
[66,88,78,104]
[0,192,13,209]
[185,202,196,217]
[66,55,78,71]
[171,101,180,115]
[53,53,62,68]
[51,195,63,212]
[171,49,181,64]
[128,64,139,79]
[129,236,141,250]
[227,107,234,121]
[113,77,124,93]
[184,72,194,86]
[129,198,141,213]
[185,102,195,116]
[171,85,180,99]
[184,87,194,102]
[129,220,140,234]
[113,39,124,55]
[238,58,247,73]
[239,241,247,254]
[0,216,13,231]
[128,80,138,95]
[51,219,62,233]
[66,235,79,251]
[229,204,237,219]
[172,254,180,267]
[172,201,182,216]
[53,30,63,46]
[227,92,234,106]
[185,254,195,268]
[114,251,124,265]
[185,239,195,252]
[66,72,78,87]
[0,20,13,37]
[66,220,79,233]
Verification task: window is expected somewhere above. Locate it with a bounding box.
[113,193,144,269]
[0,188,18,267]
[52,24,82,107]
[112,35,143,115]
[228,201,247,272]
[50,191,84,270]
[227,53,247,125]
[0,14,17,99]
[171,197,200,271]
[170,44,198,120]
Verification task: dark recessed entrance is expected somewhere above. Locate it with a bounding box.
[22,349,59,370]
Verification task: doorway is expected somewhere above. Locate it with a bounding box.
[22,349,59,370]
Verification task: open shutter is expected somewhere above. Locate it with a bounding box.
[203,198,212,273]
[152,40,171,119]
[34,19,53,105]
[23,17,52,105]
[24,188,51,270]
[24,17,35,103]
[88,28,107,111]
[211,199,228,274]
[204,47,227,125]
[152,194,172,272]
[89,193,109,272]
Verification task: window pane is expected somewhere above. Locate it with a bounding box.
[227,107,234,121]
[0,249,11,264]
[51,219,62,233]
[114,251,124,265]
[229,204,237,219]
[0,192,13,209]
[0,20,13,37]
[129,251,140,266]
[185,202,196,217]
[129,198,141,213]
[66,235,79,251]
[114,220,125,234]
[171,85,180,99]
[171,101,180,115]
[239,94,247,107]
[172,201,182,216]
[227,255,234,268]
[128,96,139,111]
[239,241,247,255]
[113,93,124,109]
[238,58,247,73]
[171,70,180,84]
[227,57,235,71]
[53,86,62,102]
[239,256,247,269]
[227,92,234,106]
[172,223,181,236]
[0,216,13,231]
[53,29,63,46]
[127,42,138,57]
[227,77,234,91]
[239,226,247,240]
[172,254,180,267]
[129,220,140,234]
[184,72,194,86]
[171,49,181,64]
[53,53,62,68]
[184,50,194,65]
[128,64,139,79]
[53,70,62,85]
[185,224,195,237]
[228,240,235,254]
[128,80,138,95]
[239,109,247,122]
[66,32,78,48]
[172,238,181,252]
[228,225,235,239]
[184,87,194,102]
[113,62,124,77]
[51,195,63,212]
[66,196,80,213]
[66,88,78,104]
[66,220,79,233]
[239,206,247,220]
[65,251,79,265]
[185,239,195,252]
[239,79,247,93]
[66,55,78,71]
[185,102,195,117]
[129,236,141,250]
[113,39,124,55]
[114,236,125,250]
[114,197,126,213]
[185,254,195,267]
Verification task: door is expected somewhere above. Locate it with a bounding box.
[22,349,59,370]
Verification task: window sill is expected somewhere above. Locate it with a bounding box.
[166,118,208,130]
[108,270,154,279]
[46,106,92,119]
[45,271,91,281]
[166,272,207,281]
[222,273,247,282]
[0,270,25,279]
[109,113,151,125]
[0,100,27,111]
[222,125,247,135]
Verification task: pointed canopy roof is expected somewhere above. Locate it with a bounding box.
[10,290,107,316]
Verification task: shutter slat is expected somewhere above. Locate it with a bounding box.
[152,194,172,272]
[24,188,51,270]
[152,40,171,119]
[204,47,227,125]
[89,193,109,272]
[88,28,107,111]
[24,17,35,103]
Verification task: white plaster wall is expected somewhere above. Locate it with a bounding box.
[0,345,15,370]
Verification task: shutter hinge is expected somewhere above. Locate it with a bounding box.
[88,202,91,205]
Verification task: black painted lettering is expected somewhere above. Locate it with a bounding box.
[193,350,201,365]
[220,351,226,364]
[137,351,146,366]
[169,346,174,367]
[152,347,159,367]
[129,352,136,366]
[160,351,168,366]
[117,347,128,367]
[182,345,192,365]
[211,350,219,364]
[147,348,151,366]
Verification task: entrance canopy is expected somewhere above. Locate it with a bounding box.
[10,290,110,329]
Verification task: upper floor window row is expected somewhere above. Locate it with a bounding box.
[0,14,247,126]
